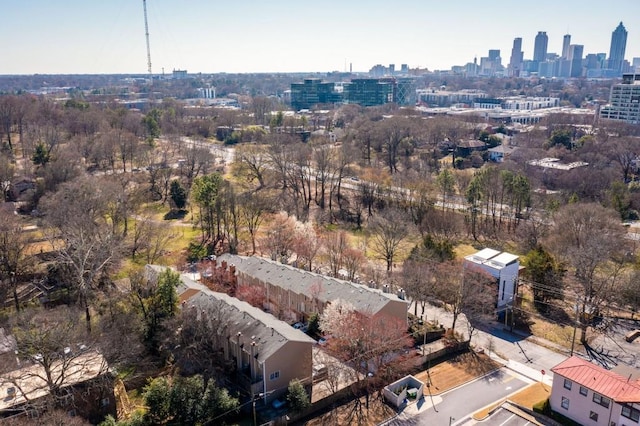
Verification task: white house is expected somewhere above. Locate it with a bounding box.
[464,248,519,309]
[488,144,517,162]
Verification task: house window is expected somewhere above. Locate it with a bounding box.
[592,393,610,409]
[622,405,640,422]
[561,396,570,410]
[580,386,588,396]
[269,371,280,381]
[563,378,572,390]
[589,411,598,421]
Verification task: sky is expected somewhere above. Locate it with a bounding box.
[2,0,639,75]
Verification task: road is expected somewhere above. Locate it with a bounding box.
[387,368,531,425]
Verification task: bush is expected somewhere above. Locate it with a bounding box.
[532,398,549,414]
[287,379,310,414]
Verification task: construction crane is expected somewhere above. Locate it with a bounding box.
[142,0,152,76]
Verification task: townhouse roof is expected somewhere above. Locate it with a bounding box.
[216,254,408,317]
[552,356,640,403]
[176,271,316,362]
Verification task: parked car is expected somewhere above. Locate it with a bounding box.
[318,335,332,346]
[292,322,308,333]
[272,398,286,409]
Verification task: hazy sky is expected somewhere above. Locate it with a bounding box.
[2,0,639,75]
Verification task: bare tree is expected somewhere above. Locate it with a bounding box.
[293,221,321,271]
[260,211,297,262]
[431,260,496,337]
[342,247,365,282]
[0,211,32,312]
[402,259,436,318]
[324,231,349,277]
[0,152,15,200]
[238,191,267,255]
[548,203,626,344]
[369,209,410,272]
[234,144,270,190]
[41,176,123,332]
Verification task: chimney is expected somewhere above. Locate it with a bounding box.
[229,264,237,287]
[397,288,406,300]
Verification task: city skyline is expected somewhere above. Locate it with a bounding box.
[1,0,639,75]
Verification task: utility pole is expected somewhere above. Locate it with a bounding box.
[570,301,579,356]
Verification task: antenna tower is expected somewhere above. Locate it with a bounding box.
[142,0,152,76]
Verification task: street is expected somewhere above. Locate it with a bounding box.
[387,368,531,425]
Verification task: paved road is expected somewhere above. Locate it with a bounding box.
[387,368,531,425]
[416,301,567,383]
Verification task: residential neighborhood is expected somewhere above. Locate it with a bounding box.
[1,5,640,426]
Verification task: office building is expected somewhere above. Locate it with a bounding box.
[344,78,394,107]
[533,31,549,71]
[508,38,524,77]
[561,34,571,59]
[568,44,584,78]
[290,79,341,111]
[608,22,627,75]
[600,73,640,124]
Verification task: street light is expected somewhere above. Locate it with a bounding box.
[449,416,456,425]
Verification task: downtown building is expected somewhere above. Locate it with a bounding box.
[290,77,416,110]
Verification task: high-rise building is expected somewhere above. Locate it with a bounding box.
[561,34,571,59]
[600,74,640,124]
[533,31,549,64]
[608,22,627,74]
[508,38,524,77]
[568,44,584,78]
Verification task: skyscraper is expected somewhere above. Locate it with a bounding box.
[608,22,627,74]
[568,44,584,78]
[508,38,524,77]
[561,34,571,59]
[533,31,548,63]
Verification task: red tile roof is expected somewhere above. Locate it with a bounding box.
[552,357,640,403]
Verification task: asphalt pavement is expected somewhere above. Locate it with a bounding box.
[386,368,531,425]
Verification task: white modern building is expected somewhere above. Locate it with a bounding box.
[464,248,519,309]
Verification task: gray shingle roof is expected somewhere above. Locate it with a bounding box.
[179,273,316,362]
[217,254,408,317]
